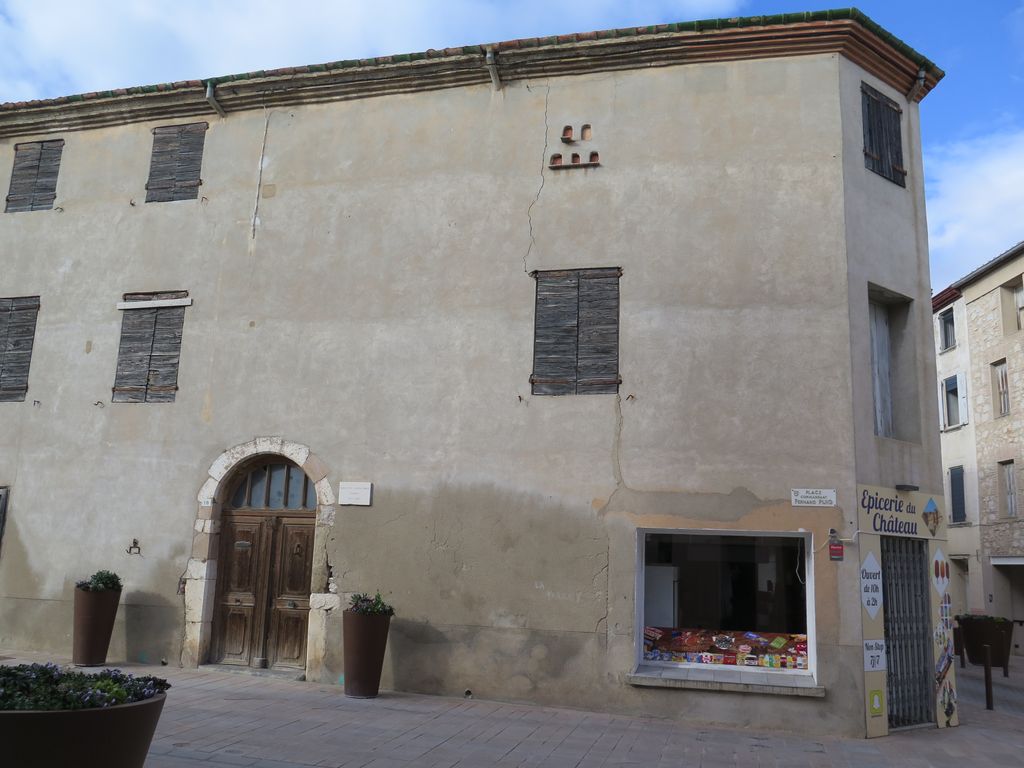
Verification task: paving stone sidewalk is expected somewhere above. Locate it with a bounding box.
[6,651,1024,767]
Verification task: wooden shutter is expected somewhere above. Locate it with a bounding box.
[576,269,621,394]
[0,296,40,402]
[145,123,207,203]
[532,271,579,395]
[869,301,893,437]
[5,140,64,213]
[531,268,620,395]
[949,467,966,524]
[861,84,905,187]
[112,291,188,403]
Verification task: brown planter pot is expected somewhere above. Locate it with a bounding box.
[73,587,121,666]
[343,610,391,698]
[959,616,1014,667]
[0,692,165,768]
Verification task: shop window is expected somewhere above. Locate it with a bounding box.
[145,122,208,203]
[641,532,809,672]
[1001,461,1018,518]
[531,267,620,395]
[861,82,905,187]
[949,466,966,524]
[5,139,64,212]
[999,277,1024,336]
[0,296,41,402]
[992,359,1010,417]
[938,308,955,351]
[112,291,191,403]
[940,373,967,428]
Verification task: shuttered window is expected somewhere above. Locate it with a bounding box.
[5,140,64,212]
[949,467,966,524]
[112,291,191,403]
[531,268,620,395]
[869,301,893,437]
[145,123,208,203]
[0,297,40,402]
[861,83,905,187]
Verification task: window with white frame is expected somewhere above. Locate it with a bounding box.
[940,373,967,428]
[992,360,1010,417]
[938,308,955,351]
[640,532,809,672]
[1001,460,1018,518]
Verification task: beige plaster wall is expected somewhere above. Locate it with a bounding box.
[0,51,923,734]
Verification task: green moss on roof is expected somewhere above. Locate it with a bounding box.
[0,7,939,111]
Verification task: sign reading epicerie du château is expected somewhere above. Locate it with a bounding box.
[857,485,945,539]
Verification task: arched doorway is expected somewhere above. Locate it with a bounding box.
[210,458,317,670]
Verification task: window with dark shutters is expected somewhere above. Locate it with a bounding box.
[5,140,64,213]
[949,466,966,524]
[145,123,208,203]
[0,297,40,402]
[861,83,905,187]
[531,268,621,395]
[112,291,190,403]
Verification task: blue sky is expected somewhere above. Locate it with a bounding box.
[1,1,1021,290]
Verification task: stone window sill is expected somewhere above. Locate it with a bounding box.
[628,664,825,698]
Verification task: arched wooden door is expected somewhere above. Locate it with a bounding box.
[210,459,316,670]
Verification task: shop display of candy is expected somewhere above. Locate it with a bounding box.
[642,627,809,669]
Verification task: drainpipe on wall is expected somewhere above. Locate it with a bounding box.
[205,81,227,118]
[906,67,927,102]
[485,47,501,91]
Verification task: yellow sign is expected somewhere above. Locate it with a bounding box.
[869,689,884,717]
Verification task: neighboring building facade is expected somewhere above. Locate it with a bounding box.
[934,241,1024,644]
[0,10,950,737]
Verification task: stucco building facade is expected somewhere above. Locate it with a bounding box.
[0,10,951,737]
[934,241,1024,643]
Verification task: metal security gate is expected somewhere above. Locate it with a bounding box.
[881,536,934,728]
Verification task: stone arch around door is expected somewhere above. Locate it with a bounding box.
[181,438,340,677]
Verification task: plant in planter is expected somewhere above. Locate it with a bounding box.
[956,614,1014,667]
[343,591,395,698]
[74,570,123,666]
[0,663,170,768]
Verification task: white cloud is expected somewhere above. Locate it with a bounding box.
[0,0,745,102]
[926,128,1024,289]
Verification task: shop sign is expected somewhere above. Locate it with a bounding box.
[857,485,945,539]
[829,541,844,561]
[791,488,837,507]
[339,482,373,506]
[861,552,882,619]
[864,639,886,671]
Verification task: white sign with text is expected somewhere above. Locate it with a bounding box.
[864,639,887,671]
[339,482,373,506]
[791,488,837,507]
[861,551,883,620]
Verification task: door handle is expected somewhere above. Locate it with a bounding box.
[287,600,298,609]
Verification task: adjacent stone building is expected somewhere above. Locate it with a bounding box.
[1,10,950,737]
[934,240,1024,640]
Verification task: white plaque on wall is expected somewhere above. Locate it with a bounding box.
[339,482,373,506]
[864,639,887,671]
[791,489,837,507]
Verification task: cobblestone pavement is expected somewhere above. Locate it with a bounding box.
[6,651,1024,767]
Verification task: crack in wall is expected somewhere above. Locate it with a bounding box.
[522,83,551,274]
[251,105,271,239]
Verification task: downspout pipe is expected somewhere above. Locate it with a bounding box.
[485,47,501,90]
[906,67,927,102]
[205,81,227,118]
